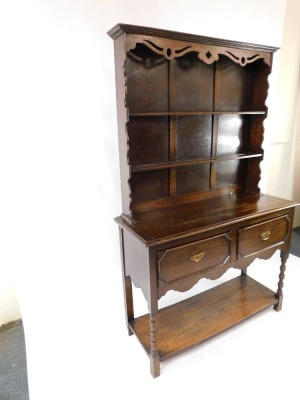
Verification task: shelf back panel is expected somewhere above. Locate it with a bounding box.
[176,164,211,195]
[170,53,214,112]
[217,114,251,156]
[131,170,170,203]
[126,45,169,113]
[128,117,169,165]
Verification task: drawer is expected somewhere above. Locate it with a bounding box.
[238,215,290,259]
[157,233,231,286]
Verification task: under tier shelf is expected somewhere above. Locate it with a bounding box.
[131,152,262,172]
[129,275,278,361]
[130,111,266,117]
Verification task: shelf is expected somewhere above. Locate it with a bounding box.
[129,275,278,361]
[131,153,262,172]
[130,111,266,117]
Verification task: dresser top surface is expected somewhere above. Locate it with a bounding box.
[115,193,297,246]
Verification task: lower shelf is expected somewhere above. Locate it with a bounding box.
[129,275,278,361]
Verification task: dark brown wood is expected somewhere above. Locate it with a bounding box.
[171,53,214,112]
[238,215,290,259]
[107,23,278,53]
[130,184,245,213]
[115,27,275,214]
[130,111,265,116]
[149,313,160,378]
[131,152,262,172]
[113,35,132,216]
[119,228,134,335]
[117,194,296,247]
[157,246,286,299]
[130,169,169,203]
[124,276,134,335]
[126,46,168,113]
[130,275,278,360]
[128,117,169,166]
[109,24,298,378]
[274,251,288,312]
[157,233,231,286]
[122,229,151,305]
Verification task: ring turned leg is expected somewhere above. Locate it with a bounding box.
[149,313,160,378]
[274,251,288,312]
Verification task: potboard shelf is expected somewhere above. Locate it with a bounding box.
[130,275,278,360]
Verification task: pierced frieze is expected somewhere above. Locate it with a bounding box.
[127,48,167,69]
[126,34,271,66]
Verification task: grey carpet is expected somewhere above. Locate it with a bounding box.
[290,227,300,258]
[0,320,29,400]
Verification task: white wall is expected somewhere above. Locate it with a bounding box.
[0,0,292,399]
[292,87,300,226]
[0,276,21,327]
[265,0,300,224]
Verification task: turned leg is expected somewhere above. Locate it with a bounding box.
[149,313,160,378]
[274,251,288,312]
[119,227,134,335]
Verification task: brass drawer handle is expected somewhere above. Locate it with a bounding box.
[260,230,271,241]
[190,252,205,263]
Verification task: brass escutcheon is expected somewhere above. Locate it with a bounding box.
[260,230,271,241]
[190,252,205,263]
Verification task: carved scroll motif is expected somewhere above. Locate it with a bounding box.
[126,35,271,66]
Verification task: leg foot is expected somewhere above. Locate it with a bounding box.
[274,295,283,312]
[150,354,160,378]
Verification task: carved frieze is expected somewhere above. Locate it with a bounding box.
[126,34,271,66]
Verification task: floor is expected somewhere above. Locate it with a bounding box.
[0,320,29,400]
[0,228,299,400]
[290,226,300,257]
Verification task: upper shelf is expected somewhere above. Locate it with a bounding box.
[131,152,263,172]
[129,111,266,117]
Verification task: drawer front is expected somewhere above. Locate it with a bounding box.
[157,233,231,285]
[238,215,290,258]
